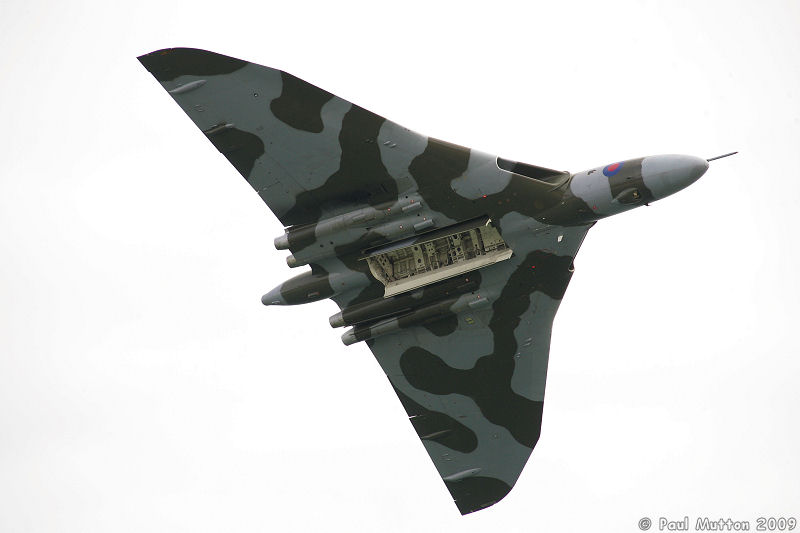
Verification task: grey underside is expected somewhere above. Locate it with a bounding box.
[138,48,592,514]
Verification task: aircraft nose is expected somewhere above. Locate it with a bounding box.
[687,156,709,181]
[641,154,709,200]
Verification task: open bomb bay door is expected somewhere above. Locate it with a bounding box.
[364,217,513,298]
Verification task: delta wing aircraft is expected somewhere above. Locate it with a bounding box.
[139,48,732,515]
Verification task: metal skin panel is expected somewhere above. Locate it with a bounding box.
[368,224,589,514]
[138,48,712,515]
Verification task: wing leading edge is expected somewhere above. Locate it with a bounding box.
[138,47,594,515]
[138,48,431,228]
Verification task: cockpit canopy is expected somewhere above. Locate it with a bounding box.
[496,157,569,185]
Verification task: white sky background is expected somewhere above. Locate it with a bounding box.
[1,0,799,531]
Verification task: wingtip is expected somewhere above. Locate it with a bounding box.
[445,476,513,515]
[137,47,179,64]
[136,48,247,82]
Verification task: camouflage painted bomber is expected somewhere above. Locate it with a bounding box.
[138,48,710,515]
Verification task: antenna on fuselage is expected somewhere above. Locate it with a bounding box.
[707,151,738,162]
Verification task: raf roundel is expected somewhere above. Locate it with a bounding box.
[603,161,623,177]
